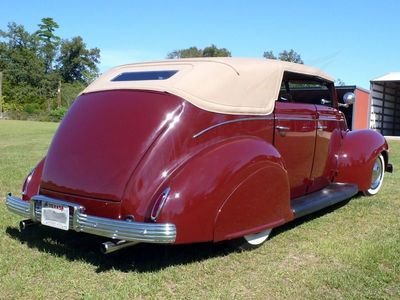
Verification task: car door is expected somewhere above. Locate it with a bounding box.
[307,104,343,193]
[274,101,317,199]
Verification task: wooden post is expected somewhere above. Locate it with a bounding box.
[57,80,61,108]
[0,71,3,118]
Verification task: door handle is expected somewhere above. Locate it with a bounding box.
[317,125,328,130]
[276,125,290,131]
[276,125,290,137]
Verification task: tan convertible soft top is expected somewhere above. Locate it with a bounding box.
[82,57,334,115]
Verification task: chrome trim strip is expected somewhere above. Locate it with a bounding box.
[6,193,176,244]
[277,117,339,122]
[318,117,339,121]
[276,116,315,121]
[193,115,341,138]
[150,187,171,221]
[193,116,273,138]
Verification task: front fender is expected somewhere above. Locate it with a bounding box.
[336,130,388,191]
[157,137,291,244]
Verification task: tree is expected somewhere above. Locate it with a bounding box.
[167,46,202,59]
[167,44,231,59]
[0,22,38,50]
[263,49,304,64]
[57,36,100,83]
[0,22,47,107]
[36,17,60,72]
[335,78,346,86]
[279,49,303,64]
[263,50,276,60]
[0,18,101,118]
[202,44,231,57]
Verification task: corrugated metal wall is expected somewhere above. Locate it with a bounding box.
[370,81,400,136]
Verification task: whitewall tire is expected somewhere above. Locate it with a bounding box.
[229,228,272,251]
[363,154,385,196]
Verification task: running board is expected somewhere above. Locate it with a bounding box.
[291,183,358,219]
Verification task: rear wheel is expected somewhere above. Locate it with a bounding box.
[363,154,385,196]
[229,228,272,251]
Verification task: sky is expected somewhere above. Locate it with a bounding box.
[1,0,399,89]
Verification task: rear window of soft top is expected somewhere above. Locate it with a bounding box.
[111,70,178,81]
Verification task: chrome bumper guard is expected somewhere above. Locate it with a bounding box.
[6,193,176,244]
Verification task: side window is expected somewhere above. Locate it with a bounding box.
[279,81,293,102]
[278,72,333,106]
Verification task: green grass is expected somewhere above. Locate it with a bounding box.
[0,119,399,299]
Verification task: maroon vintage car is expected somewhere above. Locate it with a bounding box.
[7,58,393,253]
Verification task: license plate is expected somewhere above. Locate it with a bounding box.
[41,203,70,231]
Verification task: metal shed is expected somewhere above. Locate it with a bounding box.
[370,73,400,136]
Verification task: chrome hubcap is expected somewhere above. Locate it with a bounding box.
[371,157,383,189]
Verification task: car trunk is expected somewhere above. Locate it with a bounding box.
[41,90,182,202]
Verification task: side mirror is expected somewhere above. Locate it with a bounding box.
[343,92,355,105]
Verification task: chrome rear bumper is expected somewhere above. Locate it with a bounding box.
[6,193,176,244]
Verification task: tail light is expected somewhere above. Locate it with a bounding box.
[150,187,170,221]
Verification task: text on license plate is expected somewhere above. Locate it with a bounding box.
[41,203,70,231]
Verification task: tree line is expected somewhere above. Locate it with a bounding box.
[166,44,304,64]
[166,46,348,85]
[0,18,100,120]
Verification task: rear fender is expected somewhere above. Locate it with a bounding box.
[157,137,292,244]
[213,161,292,242]
[22,158,45,201]
[336,130,388,191]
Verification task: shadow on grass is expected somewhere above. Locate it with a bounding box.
[5,225,232,273]
[5,195,359,273]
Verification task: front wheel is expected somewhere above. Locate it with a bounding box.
[228,228,272,251]
[362,154,385,196]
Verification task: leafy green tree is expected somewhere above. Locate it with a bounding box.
[57,36,100,83]
[279,49,303,64]
[0,18,101,118]
[263,49,304,64]
[263,50,276,60]
[167,46,202,59]
[167,44,231,59]
[0,22,38,50]
[61,81,86,106]
[335,78,346,86]
[202,44,231,57]
[0,22,47,107]
[36,17,60,72]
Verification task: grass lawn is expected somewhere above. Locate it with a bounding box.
[0,119,399,299]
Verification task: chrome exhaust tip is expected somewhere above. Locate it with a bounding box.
[100,240,139,254]
[19,219,37,231]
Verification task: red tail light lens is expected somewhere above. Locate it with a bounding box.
[150,187,171,221]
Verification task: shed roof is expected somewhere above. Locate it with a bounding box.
[371,72,400,82]
[82,57,334,115]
